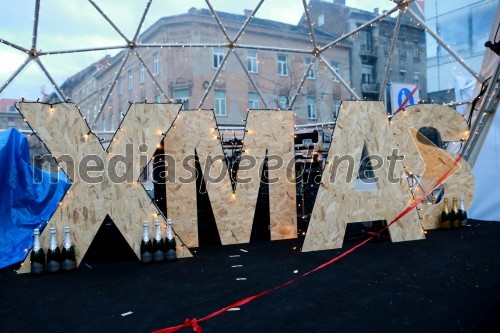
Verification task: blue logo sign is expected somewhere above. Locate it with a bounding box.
[398,88,415,107]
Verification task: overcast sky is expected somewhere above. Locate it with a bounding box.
[0,0,397,99]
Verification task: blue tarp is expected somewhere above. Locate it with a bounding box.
[0,128,70,269]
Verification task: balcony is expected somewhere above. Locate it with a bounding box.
[361,83,379,94]
[359,44,377,59]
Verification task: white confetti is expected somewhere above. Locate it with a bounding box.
[236,277,247,281]
[293,270,299,274]
[228,308,241,311]
[231,265,243,268]
[121,311,133,317]
[239,249,248,253]
[229,255,241,258]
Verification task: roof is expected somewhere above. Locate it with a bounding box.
[145,7,339,42]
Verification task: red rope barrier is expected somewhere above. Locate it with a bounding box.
[153,155,462,333]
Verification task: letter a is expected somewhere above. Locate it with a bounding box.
[302,101,424,252]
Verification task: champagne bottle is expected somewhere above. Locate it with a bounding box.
[458,195,468,227]
[441,198,451,229]
[451,197,461,229]
[30,228,45,275]
[165,219,177,261]
[61,226,76,271]
[46,227,62,273]
[152,220,165,262]
[140,221,153,263]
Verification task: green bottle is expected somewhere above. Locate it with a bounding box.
[30,228,45,275]
[165,219,177,262]
[61,227,76,271]
[458,195,468,227]
[451,197,461,229]
[152,220,165,262]
[140,221,153,263]
[441,198,451,229]
[46,227,62,273]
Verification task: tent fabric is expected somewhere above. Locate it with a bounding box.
[0,128,70,269]
[469,106,500,221]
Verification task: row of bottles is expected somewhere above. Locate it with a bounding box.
[440,195,468,229]
[141,219,177,263]
[31,227,76,274]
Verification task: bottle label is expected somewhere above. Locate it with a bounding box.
[153,250,165,262]
[47,260,61,273]
[62,259,76,271]
[442,220,451,229]
[141,252,153,263]
[31,262,44,274]
[165,249,177,261]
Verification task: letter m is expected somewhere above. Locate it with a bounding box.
[163,110,297,246]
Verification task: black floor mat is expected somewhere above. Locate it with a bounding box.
[1,220,499,333]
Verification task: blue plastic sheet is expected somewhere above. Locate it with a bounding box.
[0,128,70,270]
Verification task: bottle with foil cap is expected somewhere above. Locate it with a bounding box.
[30,228,45,275]
[451,197,461,229]
[140,221,153,263]
[46,227,62,273]
[165,219,177,261]
[61,226,76,271]
[440,198,451,229]
[458,195,468,227]
[152,220,165,262]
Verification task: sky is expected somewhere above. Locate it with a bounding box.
[0,0,414,100]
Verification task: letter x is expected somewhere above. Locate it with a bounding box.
[17,102,191,273]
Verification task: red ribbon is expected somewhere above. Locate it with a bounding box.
[153,154,462,333]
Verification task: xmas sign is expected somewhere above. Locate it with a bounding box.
[16,101,473,272]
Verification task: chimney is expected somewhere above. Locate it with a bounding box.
[373,7,379,15]
[244,9,252,17]
[188,7,197,15]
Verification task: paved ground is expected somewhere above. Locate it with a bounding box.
[1,220,499,332]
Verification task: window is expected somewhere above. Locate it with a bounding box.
[155,94,161,103]
[110,112,115,131]
[413,40,419,59]
[118,77,122,96]
[362,65,373,84]
[153,53,159,75]
[277,54,288,76]
[399,39,407,58]
[400,70,406,82]
[214,90,226,116]
[306,58,315,79]
[140,63,146,84]
[279,95,288,109]
[333,99,340,118]
[103,116,107,132]
[307,97,317,119]
[360,29,373,50]
[128,69,133,90]
[247,51,258,73]
[213,48,225,69]
[248,92,259,109]
[7,105,15,112]
[174,89,190,110]
[318,14,324,27]
[414,72,420,86]
[330,61,340,82]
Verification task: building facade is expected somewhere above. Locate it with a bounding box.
[302,0,427,107]
[57,8,352,134]
[424,0,498,104]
